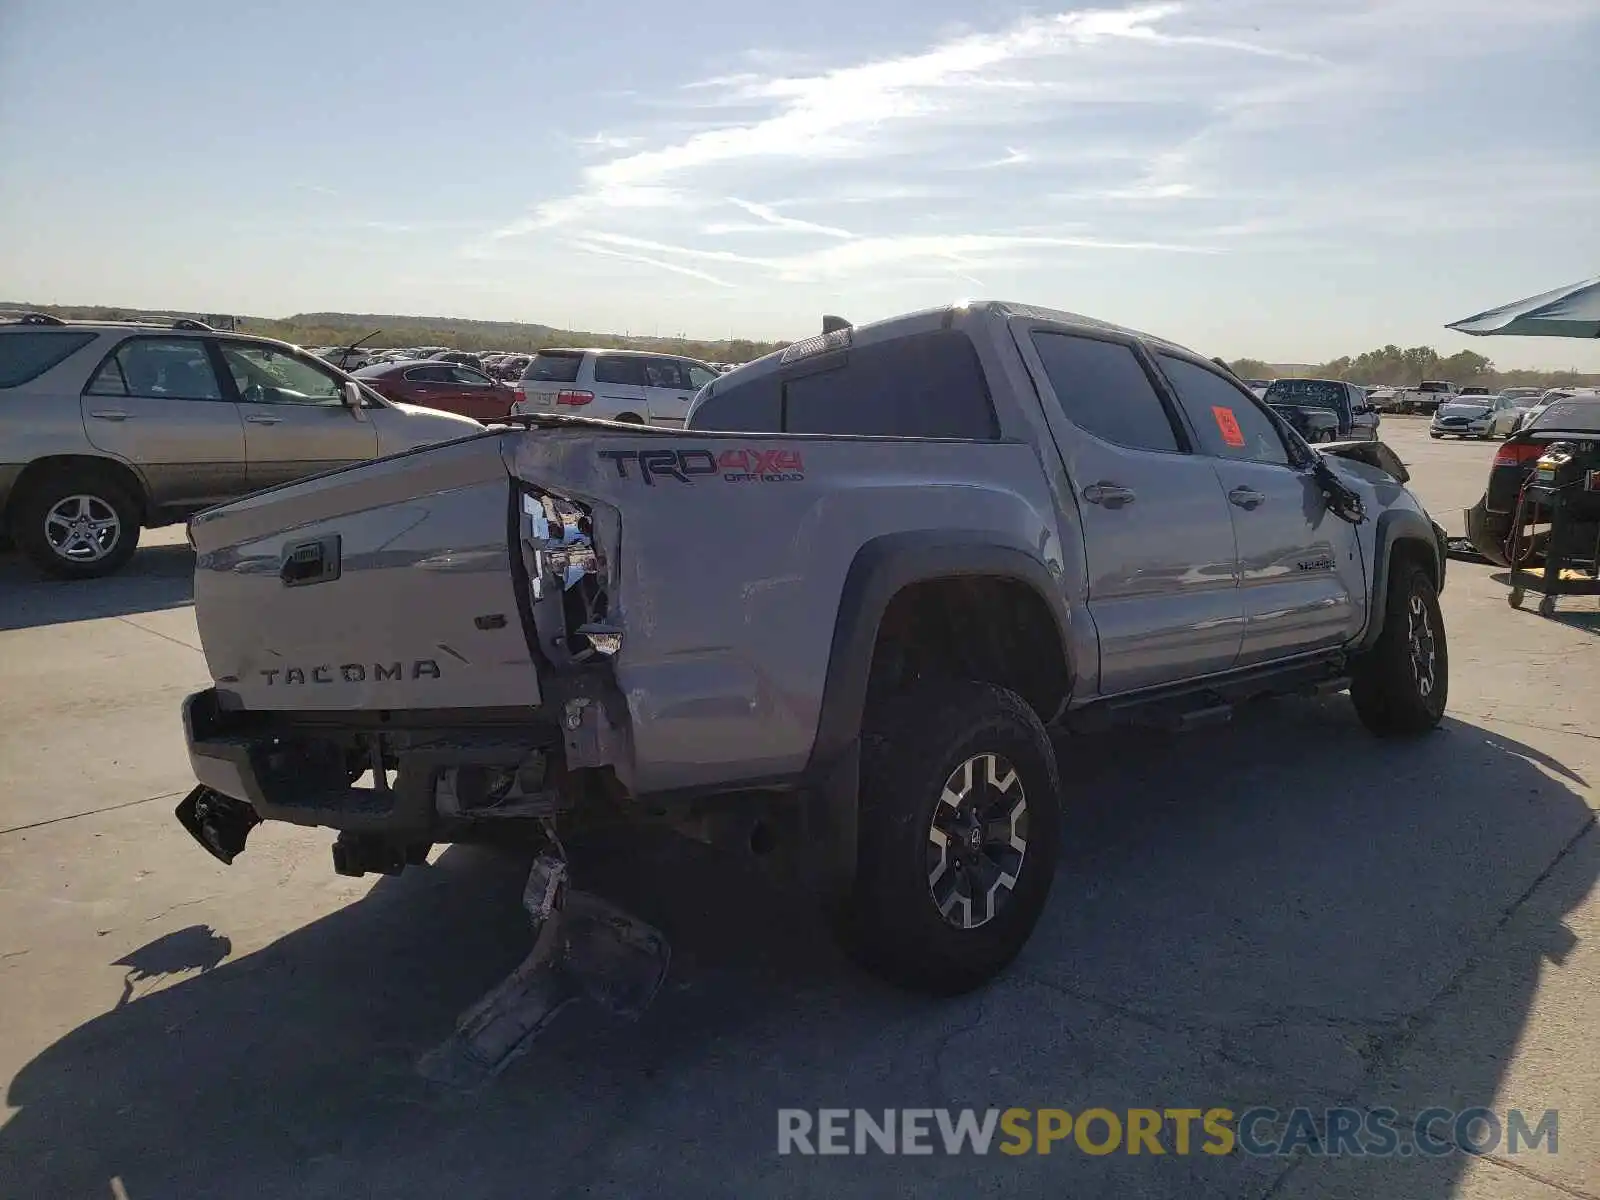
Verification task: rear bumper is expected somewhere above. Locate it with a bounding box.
[1465,496,1512,567]
[182,688,559,837]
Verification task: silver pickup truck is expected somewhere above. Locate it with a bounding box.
[178,301,1448,1012]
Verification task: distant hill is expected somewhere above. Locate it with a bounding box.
[0,302,784,363]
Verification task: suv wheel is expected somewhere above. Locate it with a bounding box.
[1350,560,1448,736]
[838,681,1061,995]
[13,473,141,579]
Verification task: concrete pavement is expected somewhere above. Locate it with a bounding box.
[0,422,1594,1200]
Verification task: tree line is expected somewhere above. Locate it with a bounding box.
[10,302,1595,386]
[1228,345,1598,391]
[4,303,788,365]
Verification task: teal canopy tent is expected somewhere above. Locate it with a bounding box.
[1446,275,1600,339]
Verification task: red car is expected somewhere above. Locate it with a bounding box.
[353,360,515,422]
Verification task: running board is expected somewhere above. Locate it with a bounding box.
[1067,657,1349,734]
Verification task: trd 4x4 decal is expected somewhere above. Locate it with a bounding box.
[598,448,805,485]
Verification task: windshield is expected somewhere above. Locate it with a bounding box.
[1264,380,1345,410]
[1530,399,1600,432]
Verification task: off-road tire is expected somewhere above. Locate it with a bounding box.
[837,681,1061,995]
[1350,560,1448,736]
[13,470,142,580]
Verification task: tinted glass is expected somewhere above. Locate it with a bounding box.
[594,355,646,386]
[447,366,492,386]
[403,365,451,382]
[1530,399,1600,432]
[93,338,224,400]
[1030,333,1177,452]
[0,331,96,387]
[525,352,583,383]
[687,373,783,432]
[221,343,341,405]
[644,359,690,390]
[1160,355,1290,465]
[782,330,998,438]
[1264,379,1346,410]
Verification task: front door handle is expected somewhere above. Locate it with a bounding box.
[1082,482,1136,508]
[89,410,130,421]
[245,414,282,425]
[1229,486,1266,510]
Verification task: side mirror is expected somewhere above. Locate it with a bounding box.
[342,380,369,421]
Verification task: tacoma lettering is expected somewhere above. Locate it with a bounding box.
[258,660,440,685]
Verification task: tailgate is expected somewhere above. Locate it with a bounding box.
[189,432,540,712]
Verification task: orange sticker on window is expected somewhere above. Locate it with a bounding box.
[1211,405,1246,448]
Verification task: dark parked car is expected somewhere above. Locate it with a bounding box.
[1262,378,1379,442]
[353,360,515,421]
[1465,397,1600,565]
[430,350,484,369]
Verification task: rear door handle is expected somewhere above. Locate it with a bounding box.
[245,414,282,425]
[1081,482,1136,508]
[1229,486,1266,510]
[89,410,130,421]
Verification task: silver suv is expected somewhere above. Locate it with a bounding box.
[0,314,482,578]
[510,348,720,426]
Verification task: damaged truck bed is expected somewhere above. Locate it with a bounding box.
[176,301,1450,1068]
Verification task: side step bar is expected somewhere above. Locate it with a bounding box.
[1067,655,1350,735]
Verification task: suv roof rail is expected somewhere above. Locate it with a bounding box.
[170,317,214,331]
[1,310,69,326]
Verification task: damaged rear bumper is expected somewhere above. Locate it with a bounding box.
[181,682,625,841]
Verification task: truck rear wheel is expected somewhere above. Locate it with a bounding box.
[838,681,1061,995]
[1350,560,1448,736]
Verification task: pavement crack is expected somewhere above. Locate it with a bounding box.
[114,615,203,653]
[0,790,185,837]
[1473,1150,1600,1200]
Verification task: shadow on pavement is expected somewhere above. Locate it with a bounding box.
[1,700,1593,1199]
[0,543,194,631]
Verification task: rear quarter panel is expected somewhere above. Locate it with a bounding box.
[507,429,1067,794]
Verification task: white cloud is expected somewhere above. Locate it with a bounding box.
[479,0,1600,300]
[724,197,856,239]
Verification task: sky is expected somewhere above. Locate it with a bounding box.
[1,0,1597,369]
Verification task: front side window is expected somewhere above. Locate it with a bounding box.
[403,365,452,383]
[447,366,493,386]
[687,363,718,390]
[1029,332,1179,452]
[220,343,342,405]
[1159,355,1290,466]
[0,331,96,388]
[87,337,224,401]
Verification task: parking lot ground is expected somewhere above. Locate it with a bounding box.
[1,423,1595,1200]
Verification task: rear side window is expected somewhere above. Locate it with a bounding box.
[783,330,998,438]
[0,331,96,387]
[403,365,451,382]
[524,352,583,384]
[87,337,225,401]
[594,355,646,386]
[1030,333,1179,452]
[1159,355,1290,466]
[644,358,691,390]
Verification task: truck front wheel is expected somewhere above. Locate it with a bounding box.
[1350,560,1448,736]
[839,681,1061,995]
